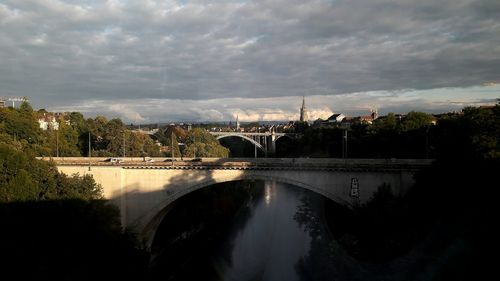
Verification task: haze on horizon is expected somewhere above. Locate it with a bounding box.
[1,0,499,122]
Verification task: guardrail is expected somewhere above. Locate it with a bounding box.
[40,157,434,172]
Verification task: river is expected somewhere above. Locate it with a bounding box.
[148,180,440,281]
[148,180,357,280]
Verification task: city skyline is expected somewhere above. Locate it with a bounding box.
[1,0,499,122]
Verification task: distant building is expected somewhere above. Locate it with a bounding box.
[37,113,59,130]
[340,117,355,128]
[0,96,29,108]
[327,113,345,123]
[357,109,379,124]
[236,115,240,131]
[358,115,374,124]
[299,96,309,122]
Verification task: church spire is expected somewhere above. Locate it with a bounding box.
[300,96,308,122]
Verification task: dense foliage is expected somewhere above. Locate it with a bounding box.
[280,107,498,159]
[0,103,149,280]
[0,143,102,202]
[320,103,499,280]
[85,115,160,157]
[280,111,436,158]
[183,128,230,157]
[0,104,107,202]
[0,104,160,158]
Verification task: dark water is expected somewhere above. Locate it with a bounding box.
[148,180,429,281]
[149,180,345,280]
[211,181,320,281]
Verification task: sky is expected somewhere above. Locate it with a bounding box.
[0,0,499,123]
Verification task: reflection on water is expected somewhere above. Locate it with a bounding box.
[213,181,315,281]
[149,180,336,281]
[149,180,459,281]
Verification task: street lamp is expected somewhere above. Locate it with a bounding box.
[56,130,59,158]
[88,131,91,171]
[342,129,348,158]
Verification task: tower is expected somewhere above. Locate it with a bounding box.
[236,115,240,131]
[300,96,308,122]
[370,108,378,120]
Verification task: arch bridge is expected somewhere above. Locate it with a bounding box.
[210,132,297,154]
[51,157,432,248]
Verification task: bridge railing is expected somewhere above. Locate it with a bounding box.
[43,157,433,171]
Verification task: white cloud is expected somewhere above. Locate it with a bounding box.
[109,104,146,121]
[47,85,500,122]
[0,0,499,113]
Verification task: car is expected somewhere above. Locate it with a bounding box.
[109,158,124,163]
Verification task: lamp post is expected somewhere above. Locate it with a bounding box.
[425,125,430,159]
[254,136,257,158]
[123,131,126,158]
[88,131,91,171]
[193,135,196,158]
[171,132,175,166]
[342,129,348,158]
[56,130,59,158]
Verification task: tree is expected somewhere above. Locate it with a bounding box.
[43,117,81,157]
[164,126,188,142]
[435,105,500,160]
[0,142,103,202]
[371,112,398,132]
[400,111,433,132]
[86,116,109,154]
[167,133,181,157]
[105,118,127,156]
[0,144,38,201]
[183,128,229,157]
[0,104,43,147]
[137,133,161,157]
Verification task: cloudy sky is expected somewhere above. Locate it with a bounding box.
[1,0,499,122]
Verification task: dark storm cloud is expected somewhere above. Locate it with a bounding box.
[0,0,499,111]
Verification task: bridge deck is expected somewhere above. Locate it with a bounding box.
[43,157,433,172]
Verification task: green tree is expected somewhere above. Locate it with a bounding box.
[43,117,81,157]
[166,132,181,157]
[183,128,229,157]
[105,118,127,156]
[400,111,433,131]
[133,132,160,157]
[0,144,39,201]
[87,116,110,154]
[165,126,188,142]
[436,105,500,160]
[371,112,398,132]
[0,143,103,202]
[0,104,43,148]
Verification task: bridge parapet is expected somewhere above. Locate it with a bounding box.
[44,157,432,171]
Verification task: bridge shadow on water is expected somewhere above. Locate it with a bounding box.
[148,180,264,280]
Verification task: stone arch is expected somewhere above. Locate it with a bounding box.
[140,173,350,249]
[215,134,266,152]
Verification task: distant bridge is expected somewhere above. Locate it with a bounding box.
[51,157,432,248]
[210,132,298,154]
[131,128,159,135]
[131,130,296,155]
